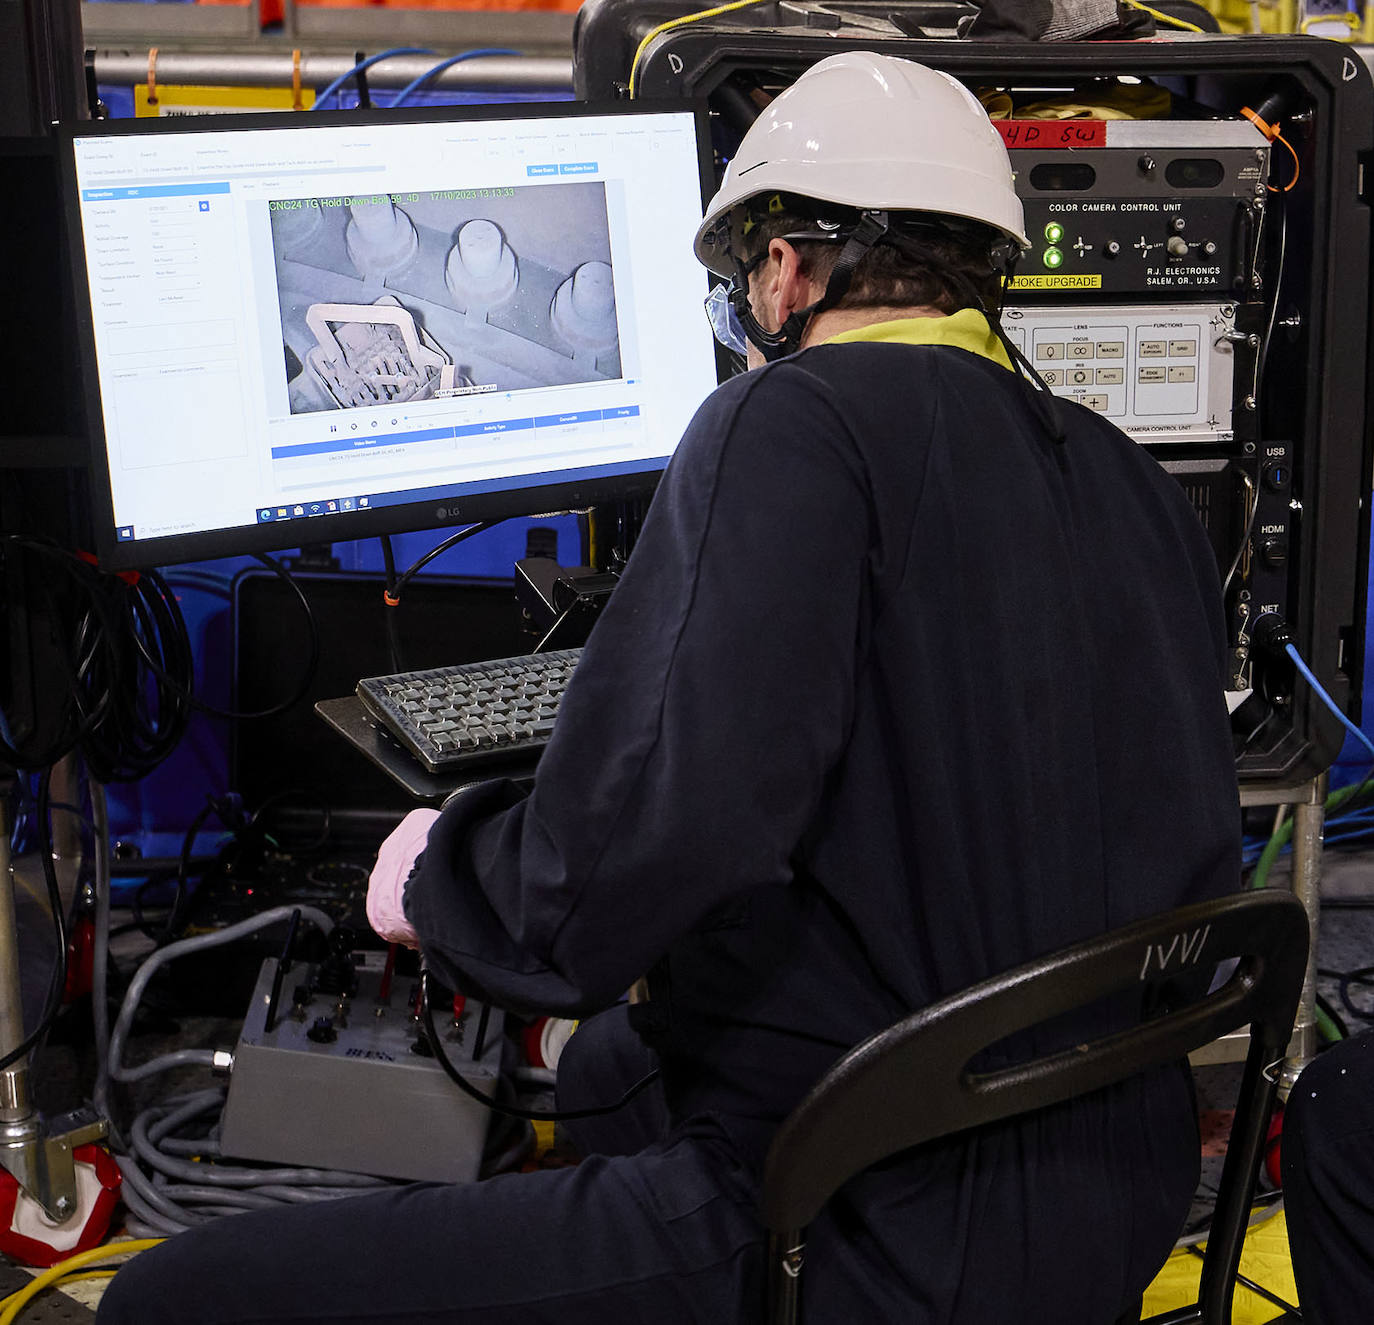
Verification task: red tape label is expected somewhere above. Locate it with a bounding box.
[996,120,1107,149]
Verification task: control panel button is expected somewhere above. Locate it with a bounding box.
[996,300,1233,443]
[1044,222,1065,244]
[1042,246,1065,269]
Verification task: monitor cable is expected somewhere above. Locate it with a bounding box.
[131,553,320,723]
[0,535,191,783]
[379,521,505,673]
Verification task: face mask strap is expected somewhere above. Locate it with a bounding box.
[713,212,1057,433]
[727,252,792,362]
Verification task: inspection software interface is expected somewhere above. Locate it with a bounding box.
[71,110,718,544]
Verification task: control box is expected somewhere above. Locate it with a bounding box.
[1003,120,1268,299]
[219,951,502,1183]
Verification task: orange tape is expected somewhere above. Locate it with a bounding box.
[146,47,159,108]
[292,49,303,111]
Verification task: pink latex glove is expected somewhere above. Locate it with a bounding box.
[366,807,440,947]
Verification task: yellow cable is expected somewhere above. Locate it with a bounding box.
[1123,0,1206,30]
[0,1270,117,1312]
[628,0,772,98]
[0,1240,163,1325]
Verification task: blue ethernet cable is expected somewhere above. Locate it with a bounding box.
[1283,641,1374,763]
[390,50,523,109]
[1248,612,1374,764]
[313,48,437,111]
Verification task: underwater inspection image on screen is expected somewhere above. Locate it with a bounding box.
[268,178,624,415]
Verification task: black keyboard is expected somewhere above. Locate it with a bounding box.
[356,648,581,773]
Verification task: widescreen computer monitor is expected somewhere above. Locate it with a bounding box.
[60,100,722,570]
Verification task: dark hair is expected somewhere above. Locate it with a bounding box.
[738,197,1009,316]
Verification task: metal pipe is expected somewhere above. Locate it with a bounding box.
[1280,771,1326,1097]
[0,793,34,1124]
[91,50,572,94]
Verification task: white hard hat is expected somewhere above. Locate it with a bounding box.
[694,51,1029,275]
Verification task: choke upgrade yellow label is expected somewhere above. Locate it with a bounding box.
[1009,274,1104,290]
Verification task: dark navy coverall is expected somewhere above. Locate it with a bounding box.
[98,313,1240,1324]
[1283,1029,1374,1322]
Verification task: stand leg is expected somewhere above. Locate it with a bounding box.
[1280,772,1326,1098]
[0,790,36,1124]
[0,783,109,1247]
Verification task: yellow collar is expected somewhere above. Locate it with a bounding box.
[820,308,1013,372]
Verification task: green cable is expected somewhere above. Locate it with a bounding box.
[1250,816,1292,891]
[1315,1000,1344,1044]
[1250,777,1372,890]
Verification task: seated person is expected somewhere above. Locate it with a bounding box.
[1282,1030,1374,1323]
[97,52,1240,1325]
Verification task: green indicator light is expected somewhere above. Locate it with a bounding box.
[1042,247,1064,269]
[1044,222,1065,244]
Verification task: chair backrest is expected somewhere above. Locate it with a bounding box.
[760,889,1309,1325]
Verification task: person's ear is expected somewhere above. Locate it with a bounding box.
[767,238,819,323]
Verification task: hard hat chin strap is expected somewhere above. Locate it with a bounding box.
[730,211,892,363]
[728,212,1068,442]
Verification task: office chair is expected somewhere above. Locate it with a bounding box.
[760,889,1309,1325]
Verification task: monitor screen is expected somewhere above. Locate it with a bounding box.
[62,100,722,569]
